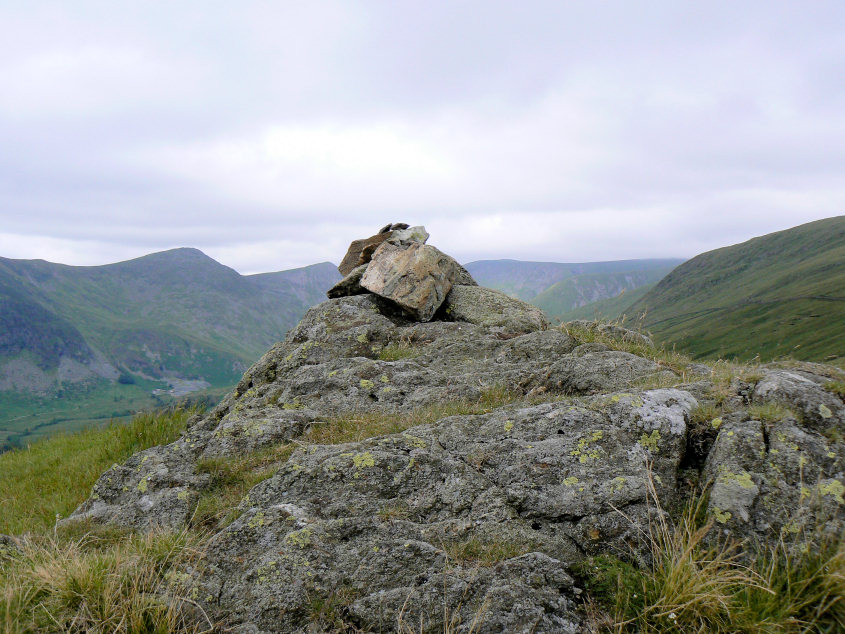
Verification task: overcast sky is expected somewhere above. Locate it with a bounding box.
[1,1,843,274]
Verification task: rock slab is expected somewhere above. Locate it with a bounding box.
[361,241,457,321]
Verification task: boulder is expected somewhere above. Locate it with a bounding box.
[753,369,844,433]
[337,223,410,275]
[564,320,654,348]
[191,389,695,632]
[441,285,548,334]
[326,263,369,299]
[360,241,458,321]
[386,224,429,245]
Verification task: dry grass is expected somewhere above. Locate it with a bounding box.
[0,529,210,633]
[193,442,294,530]
[304,385,535,446]
[377,340,422,361]
[561,320,693,378]
[577,471,845,633]
[442,537,533,567]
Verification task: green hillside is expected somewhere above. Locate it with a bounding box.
[555,283,656,322]
[464,258,683,305]
[532,266,677,320]
[629,216,845,361]
[0,250,340,448]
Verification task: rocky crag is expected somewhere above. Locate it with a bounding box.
[64,226,845,633]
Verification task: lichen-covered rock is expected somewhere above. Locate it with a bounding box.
[441,285,548,335]
[361,241,458,321]
[192,389,695,632]
[753,368,844,432]
[0,534,21,556]
[704,414,844,543]
[63,436,210,531]
[564,320,654,348]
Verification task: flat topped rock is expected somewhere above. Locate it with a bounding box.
[360,241,458,321]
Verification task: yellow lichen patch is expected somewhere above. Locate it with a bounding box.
[563,476,579,486]
[380,374,390,383]
[248,511,266,528]
[359,379,375,390]
[718,470,756,490]
[328,370,338,377]
[285,527,313,548]
[610,476,626,492]
[177,490,189,501]
[356,333,369,343]
[819,480,844,504]
[352,452,376,478]
[711,417,722,429]
[281,397,304,410]
[136,477,149,493]
[712,507,732,524]
[819,404,833,419]
[402,434,426,448]
[639,430,661,453]
[504,420,514,433]
[570,430,604,463]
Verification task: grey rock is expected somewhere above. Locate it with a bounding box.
[753,368,844,433]
[441,286,548,335]
[564,320,653,348]
[326,263,369,299]
[704,414,844,542]
[192,389,696,632]
[0,534,21,556]
[63,435,210,531]
[361,241,457,321]
[386,224,429,245]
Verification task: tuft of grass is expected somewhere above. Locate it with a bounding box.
[193,443,293,530]
[304,385,533,446]
[306,586,360,632]
[0,407,195,535]
[577,472,845,633]
[0,529,209,633]
[378,340,421,361]
[748,402,799,424]
[823,381,845,399]
[561,320,692,378]
[738,534,845,632]
[442,537,533,567]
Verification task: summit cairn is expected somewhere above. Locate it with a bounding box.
[329,223,494,323]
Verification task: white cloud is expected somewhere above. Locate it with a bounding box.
[0,1,843,272]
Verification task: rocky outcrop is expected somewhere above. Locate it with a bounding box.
[62,227,844,632]
[703,365,844,543]
[441,285,548,335]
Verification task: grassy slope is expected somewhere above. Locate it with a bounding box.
[629,216,845,361]
[531,264,678,319]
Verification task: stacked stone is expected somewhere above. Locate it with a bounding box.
[328,223,478,322]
